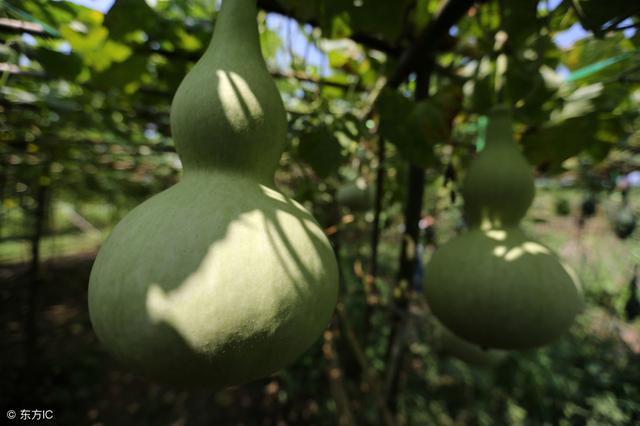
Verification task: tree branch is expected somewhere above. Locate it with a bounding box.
[358,0,478,120]
[387,0,478,88]
[256,0,401,55]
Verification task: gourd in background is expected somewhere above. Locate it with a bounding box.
[336,178,373,212]
[612,185,636,239]
[424,106,582,350]
[88,0,338,388]
[613,208,637,240]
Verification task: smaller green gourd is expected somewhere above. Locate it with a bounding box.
[613,208,636,240]
[424,106,583,350]
[554,197,571,217]
[336,178,373,212]
[461,106,535,229]
[581,195,597,219]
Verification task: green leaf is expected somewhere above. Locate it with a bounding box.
[260,28,282,61]
[19,0,88,33]
[378,89,440,168]
[501,0,539,46]
[523,114,600,171]
[572,0,639,33]
[156,58,189,92]
[34,47,83,80]
[328,50,350,68]
[346,0,415,42]
[297,127,344,178]
[104,0,161,39]
[276,0,414,42]
[553,83,603,122]
[60,24,132,71]
[60,25,108,53]
[91,54,148,91]
[564,34,635,77]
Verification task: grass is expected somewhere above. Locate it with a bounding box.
[0,200,113,263]
[529,187,639,302]
[0,231,104,264]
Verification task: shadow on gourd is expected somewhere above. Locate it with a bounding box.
[88,0,338,388]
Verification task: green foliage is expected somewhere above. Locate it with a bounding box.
[276,0,416,41]
[378,89,446,168]
[501,0,539,46]
[104,0,160,40]
[297,126,344,178]
[33,47,83,80]
[572,0,640,34]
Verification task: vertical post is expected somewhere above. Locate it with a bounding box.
[364,136,386,340]
[385,62,432,414]
[370,137,387,281]
[25,162,50,375]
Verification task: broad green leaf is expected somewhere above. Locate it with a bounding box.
[20,0,88,30]
[552,83,603,122]
[91,54,148,92]
[523,114,600,171]
[572,0,640,33]
[260,28,282,61]
[156,58,189,92]
[60,25,108,53]
[297,127,344,178]
[34,47,83,80]
[104,0,161,39]
[502,0,539,46]
[329,50,350,68]
[378,89,440,168]
[60,24,132,72]
[276,0,414,42]
[564,34,635,75]
[175,27,203,52]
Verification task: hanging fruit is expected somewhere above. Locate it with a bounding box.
[580,194,598,220]
[88,0,338,388]
[612,208,637,240]
[336,178,373,212]
[424,106,583,350]
[554,197,571,217]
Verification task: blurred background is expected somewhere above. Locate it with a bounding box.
[1,0,639,425]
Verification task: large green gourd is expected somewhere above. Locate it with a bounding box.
[424,106,582,350]
[88,0,338,387]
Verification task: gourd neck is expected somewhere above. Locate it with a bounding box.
[484,105,515,150]
[212,0,260,57]
[461,104,535,229]
[169,0,288,183]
